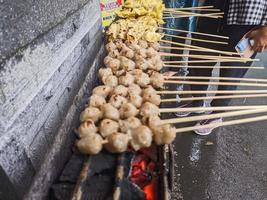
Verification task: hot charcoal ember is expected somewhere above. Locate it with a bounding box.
[120,179,146,200]
[128,151,158,200]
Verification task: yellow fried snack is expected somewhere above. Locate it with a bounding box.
[117,0,165,24]
[106,17,163,42]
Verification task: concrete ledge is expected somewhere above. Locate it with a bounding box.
[0,0,104,198]
[24,45,105,200]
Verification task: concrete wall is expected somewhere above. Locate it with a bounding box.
[0,0,104,199]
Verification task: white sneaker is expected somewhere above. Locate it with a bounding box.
[194,118,223,135]
[174,101,209,117]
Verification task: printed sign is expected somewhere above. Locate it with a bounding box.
[100,0,124,29]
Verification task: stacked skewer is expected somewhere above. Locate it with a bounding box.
[76,1,267,155]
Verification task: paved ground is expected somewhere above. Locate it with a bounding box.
[170,52,267,200]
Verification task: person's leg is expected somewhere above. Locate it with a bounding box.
[187,0,225,105]
[211,25,257,107]
[195,25,257,135]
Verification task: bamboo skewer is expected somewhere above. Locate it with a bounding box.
[165,76,267,83]
[164,10,224,17]
[175,114,267,133]
[158,27,229,39]
[161,53,257,62]
[160,39,240,56]
[163,15,222,19]
[165,6,215,10]
[161,108,267,124]
[159,46,232,54]
[163,33,228,45]
[164,6,215,11]
[160,94,267,103]
[161,52,258,62]
[165,8,221,12]
[164,80,267,87]
[163,64,264,69]
[157,90,267,95]
[159,105,267,113]
[163,11,224,19]
[164,60,249,64]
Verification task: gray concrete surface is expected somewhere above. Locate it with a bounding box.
[0,0,103,199]
[171,52,267,200]
[0,0,89,64]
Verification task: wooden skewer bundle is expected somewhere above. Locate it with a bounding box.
[163,33,228,45]
[75,3,267,156]
[163,64,264,69]
[165,76,267,83]
[161,108,267,124]
[159,105,267,113]
[157,90,267,94]
[164,80,267,87]
[158,27,229,39]
[160,94,267,102]
[176,114,267,133]
[161,52,258,62]
[160,39,241,56]
[163,10,224,19]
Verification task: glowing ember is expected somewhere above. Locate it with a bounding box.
[130,152,157,200]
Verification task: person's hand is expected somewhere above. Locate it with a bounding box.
[162,71,177,79]
[246,26,267,53]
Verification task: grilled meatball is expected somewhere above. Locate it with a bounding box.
[119,103,139,119]
[135,57,149,71]
[98,68,113,81]
[120,44,135,59]
[134,72,150,87]
[135,48,147,58]
[149,58,163,71]
[146,47,158,58]
[142,115,162,130]
[119,117,142,133]
[128,84,142,96]
[153,124,176,145]
[112,85,128,97]
[80,106,103,123]
[148,42,160,51]
[150,72,164,89]
[77,133,103,155]
[104,57,121,71]
[102,103,120,121]
[104,132,130,153]
[109,94,128,109]
[138,40,148,49]
[78,119,97,138]
[108,49,120,58]
[115,39,124,50]
[99,119,119,137]
[143,93,161,106]
[119,56,135,71]
[118,73,135,86]
[113,69,125,77]
[129,93,143,108]
[142,86,157,96]
[130,125,153,151]
[105,41,117,52]
[103,75,118,88]
[89,94,106,108]
[140,102,160,117]
[93,86,113,98]
[128,42,141,51]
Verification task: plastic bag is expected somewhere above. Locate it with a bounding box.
[163,0,199,35]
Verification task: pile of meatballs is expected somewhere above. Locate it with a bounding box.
[76,39,176,155]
